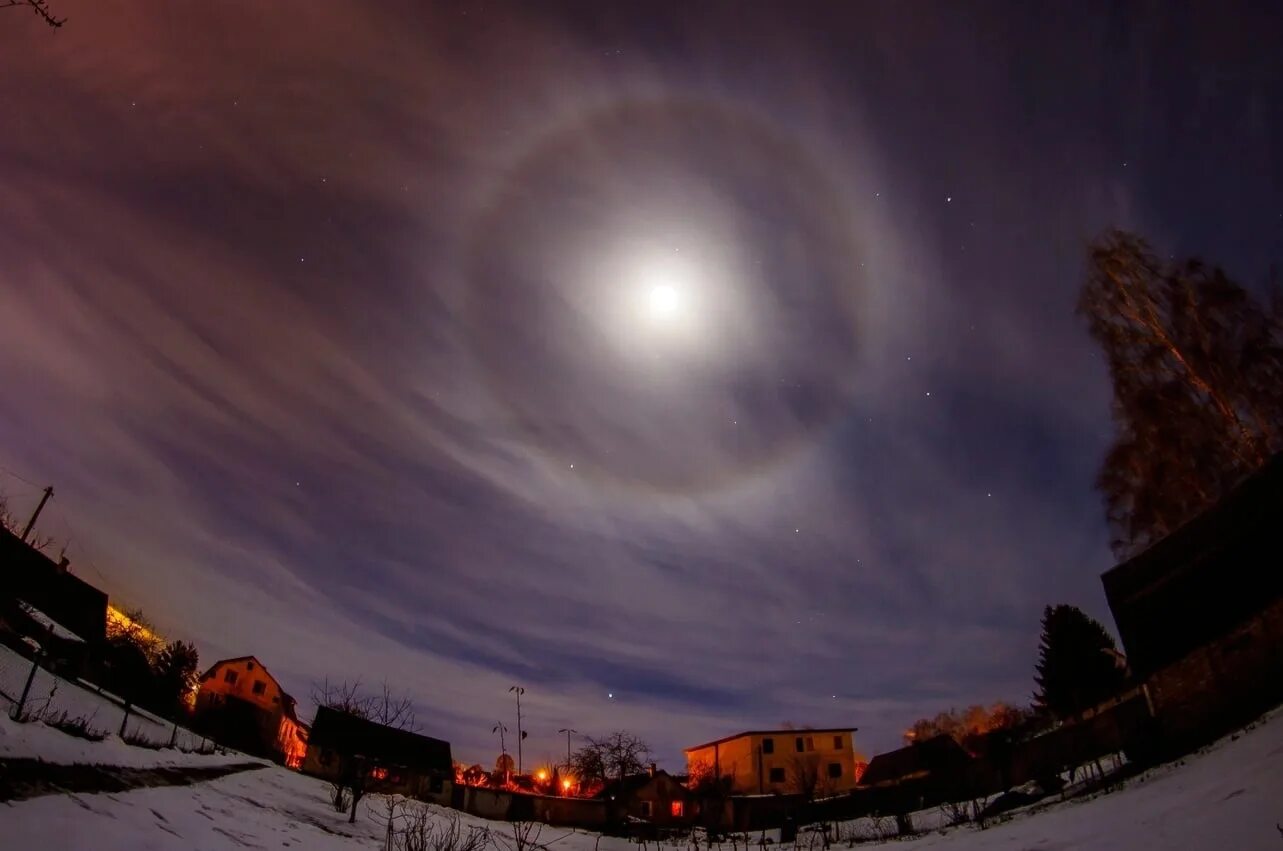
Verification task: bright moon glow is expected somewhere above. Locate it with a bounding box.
[596,240,751,368]
[647,283,681,319]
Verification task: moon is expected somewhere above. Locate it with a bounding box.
[647,282,682,319]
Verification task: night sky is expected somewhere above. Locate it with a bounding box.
[2,2,1281,768]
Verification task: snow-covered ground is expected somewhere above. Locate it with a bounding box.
[0,711,257,769]
[0,642,209,751]
[2,702,1281,849]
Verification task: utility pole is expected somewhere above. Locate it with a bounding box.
[558,727,577,767]
[20,486,53,543]
[509,685,525,775]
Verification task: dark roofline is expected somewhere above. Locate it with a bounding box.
[1102,453,1283,591]
[198,656,297,710]
[684,728,858,753]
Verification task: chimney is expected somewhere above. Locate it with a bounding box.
[649,762,657,777]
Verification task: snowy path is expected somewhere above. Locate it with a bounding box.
[0,756,267,802]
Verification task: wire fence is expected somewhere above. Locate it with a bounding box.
[0,641,210,750]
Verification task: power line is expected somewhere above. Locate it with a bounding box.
[0,463,42,489]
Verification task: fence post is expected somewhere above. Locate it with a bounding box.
[11,653,41,721]
[170,720,179,748]
[119,701,132,738]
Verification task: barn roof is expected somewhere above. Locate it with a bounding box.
[1101,453,1283,674]
[859,735,971,787]
[308,705,452,772]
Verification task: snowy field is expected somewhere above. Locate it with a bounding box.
[0,642,210,751]
[1,704,1281,850]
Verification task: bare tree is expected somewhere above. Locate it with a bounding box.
[312,678,417,731]
[568,730,651,789]
[787,753,822,799]
[0,0,64,28]
[1080,230,1283,557]
[311,678,418,823]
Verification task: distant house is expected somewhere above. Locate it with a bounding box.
[301,705,453,805]
[194,656,308,766]
[0,526,107,647]
[684,728,865,795]
[860,734,972,788]
[595,768,692,829]
[1101,453,1283,749]
[858,734,974,812]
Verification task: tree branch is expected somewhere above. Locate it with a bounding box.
[0,0,66,28]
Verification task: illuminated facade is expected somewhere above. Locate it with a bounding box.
[684,728,866,795]
[195,656,308,767]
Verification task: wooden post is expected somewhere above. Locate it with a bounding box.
[20,486,53,543]
[119,702,132,738]
[12,653,41,721]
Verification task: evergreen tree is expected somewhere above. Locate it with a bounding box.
[1033,605,1126,718]
[1078,230,1283,558]
[151,640,200,716]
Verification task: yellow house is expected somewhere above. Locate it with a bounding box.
[194,656,308,767]
[684,729,867,795]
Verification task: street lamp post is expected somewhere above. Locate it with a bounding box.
[509,686,526,776]
[557,727,577,767]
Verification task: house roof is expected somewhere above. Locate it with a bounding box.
[859,735,971,787]
[684,728,857,753]
[308,705,452,772]
[1101,452,1283,674]
[0,526,108,643]
[594,770,679,800]
[198,656,300,721]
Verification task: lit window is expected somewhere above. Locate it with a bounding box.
[224,670,238,684]
[762,738,774,754]
[252,680,267,695]
[671,801,684,818]
[370,767,389,781]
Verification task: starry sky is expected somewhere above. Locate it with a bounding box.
[1,2,1281,768]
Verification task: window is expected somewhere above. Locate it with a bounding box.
[247,661,255,670]
[833,735,843,750]
[430,775,445,793]
[795,737,804,753]
[640,801,653,818]
[761,738,775,754]
[223,669,238,684]
[671,801,684,818]
[827,763,843,779]
[805,736,815,752]
[370,767,389,781]
[769,767,786,783]
[252,680,267,695]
